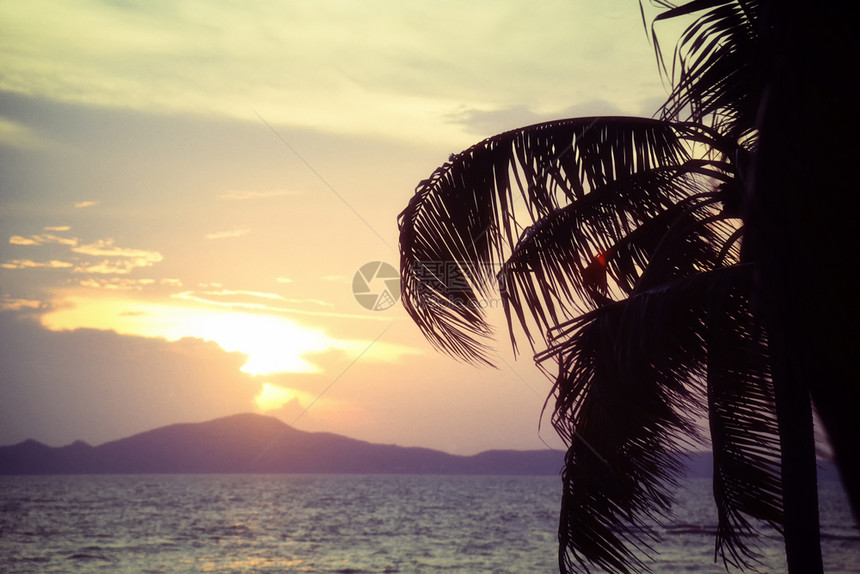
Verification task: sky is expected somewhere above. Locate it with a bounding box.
[0,0,679,454]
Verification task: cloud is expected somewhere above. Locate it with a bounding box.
[0,117,45,148]
[199,289,331,307]
[329,337,424,365]
[1,259,73,269]
[254,383,322,414]
[0,311,258,446]
[43,226,70,232]
[77,277,156,290]
[447,100,627,136]
[8,236,38,246]
[39,294,345,375]
[172,289,336,314]
[446,105,542,136]
[5,234,162,275]
[74,201,99,209]
[209,289,288,301]
[73,260,155,275]
[9,233,78,247]
[118,311,151,318]
[0,297,43,311]
[68,239,164,274]
[0,1,663,146]
[72,238,160,259]
[204,227,251,240]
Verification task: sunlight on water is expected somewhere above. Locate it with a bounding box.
[0,475,857,573]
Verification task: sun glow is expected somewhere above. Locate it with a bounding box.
[254,383,317,412]
[171,311,333,375]
[41,295,335,375]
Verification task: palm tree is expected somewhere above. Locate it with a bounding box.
[397,1,859,573]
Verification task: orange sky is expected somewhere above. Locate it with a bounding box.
[0,0,677,454]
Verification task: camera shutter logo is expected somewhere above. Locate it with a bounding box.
[352,261,400,311]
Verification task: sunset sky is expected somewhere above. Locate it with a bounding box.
[0,1,678,454]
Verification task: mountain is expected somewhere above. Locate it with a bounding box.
[0,413,565,475]
[1,414,842,479]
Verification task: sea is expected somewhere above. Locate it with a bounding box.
[0,475,857,573]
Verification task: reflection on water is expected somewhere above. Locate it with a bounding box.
[0,475,857,573]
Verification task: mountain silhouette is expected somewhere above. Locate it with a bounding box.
[1,413,841,479]
[0,413,564,475]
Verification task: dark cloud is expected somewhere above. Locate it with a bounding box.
[0,310,258,446]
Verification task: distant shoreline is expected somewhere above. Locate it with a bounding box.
[0,412,844,480]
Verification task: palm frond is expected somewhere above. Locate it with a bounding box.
[497,169,731,349]
[652,0,762,143]
[704,267,783,569]
[398,118,713,364]
[544,265,779,573]
[544,294,701,573]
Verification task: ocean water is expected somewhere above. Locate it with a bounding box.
[0,475,857,573]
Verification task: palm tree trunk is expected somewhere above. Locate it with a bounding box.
[750,150,825,573]
[768,328,823,573]
[751,0,860,519]
[747,1,860,571]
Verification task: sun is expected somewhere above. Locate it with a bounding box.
[41,294,336,375]
[188,312,332,375]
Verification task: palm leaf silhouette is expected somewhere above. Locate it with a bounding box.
[397,0,855,572]
[399,118,718,363]
[652,0,762,142]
